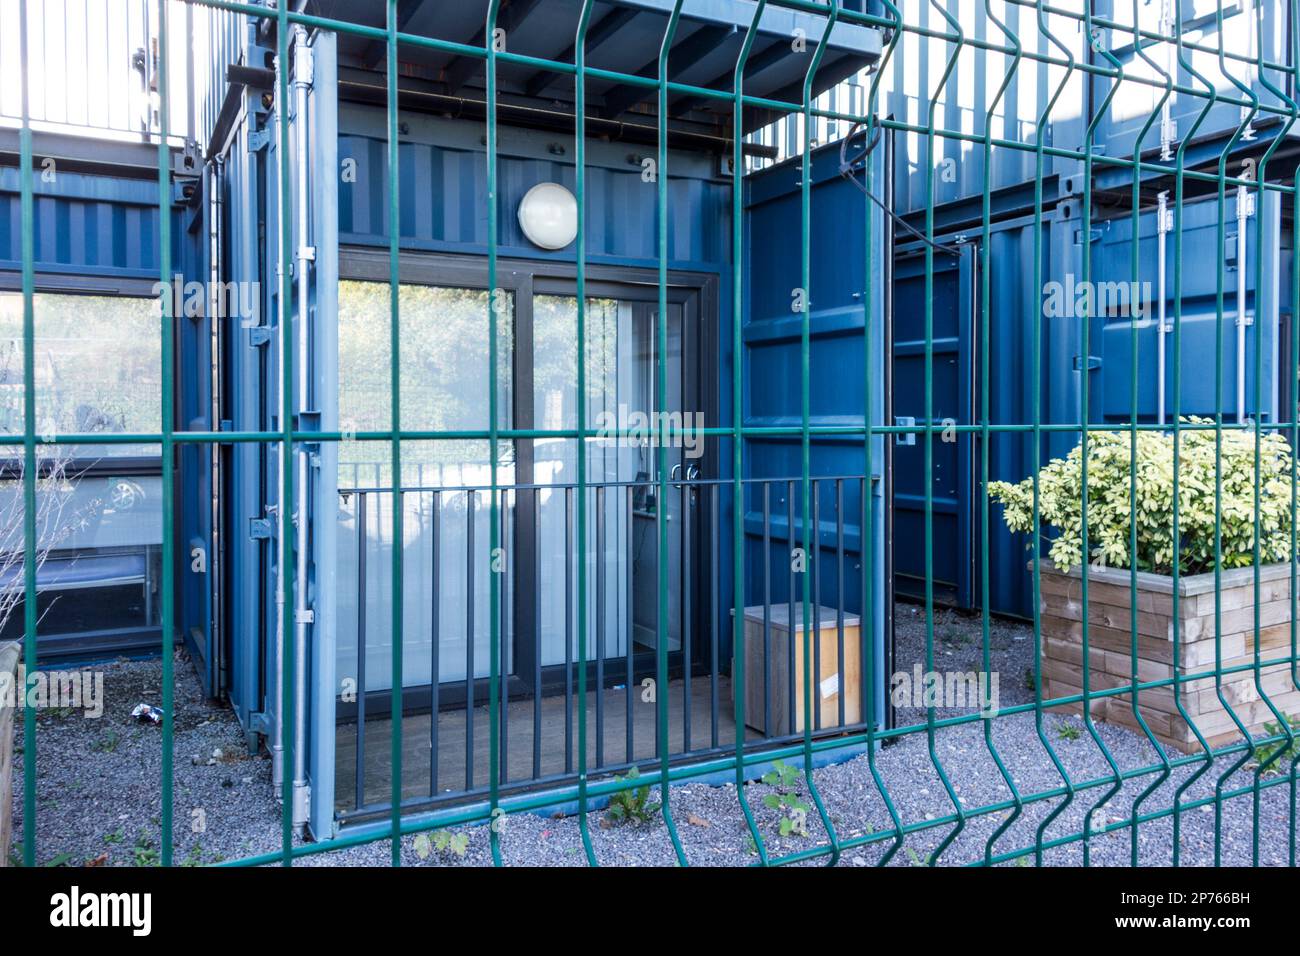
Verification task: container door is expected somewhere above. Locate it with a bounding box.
[892,243,975,608]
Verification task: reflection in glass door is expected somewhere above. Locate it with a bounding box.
[528,292,694,673]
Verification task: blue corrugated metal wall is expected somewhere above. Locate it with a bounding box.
[0,167,176,278]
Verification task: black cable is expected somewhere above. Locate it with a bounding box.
[838,121,966,257]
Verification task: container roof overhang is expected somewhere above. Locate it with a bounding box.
[320,0,882,147]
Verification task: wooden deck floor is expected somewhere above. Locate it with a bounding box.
[335,675,761,812]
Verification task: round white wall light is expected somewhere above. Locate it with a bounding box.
[518,182,578,250]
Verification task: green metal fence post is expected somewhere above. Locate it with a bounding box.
[385,0,404,867]
[655,0,689,867]
[730,0,770,867]
[17,0,38,870]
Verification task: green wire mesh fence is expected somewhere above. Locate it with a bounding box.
[6,0,1300,868]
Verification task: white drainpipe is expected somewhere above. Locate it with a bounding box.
[291,24,314,834]
[1156,190,1170,426]
[1236,184,1254,423]
[270,44,286,796]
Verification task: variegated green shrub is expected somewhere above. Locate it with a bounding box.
[988,420,1297,575]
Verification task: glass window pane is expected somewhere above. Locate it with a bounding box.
[0,292,162,457]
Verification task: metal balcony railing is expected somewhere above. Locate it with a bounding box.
[336,474,875,820]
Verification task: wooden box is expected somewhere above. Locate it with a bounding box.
[731,604,861,736]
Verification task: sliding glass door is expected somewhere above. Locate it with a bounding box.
[334,264,707,701]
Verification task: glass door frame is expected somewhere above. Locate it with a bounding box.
[337,246,719,709]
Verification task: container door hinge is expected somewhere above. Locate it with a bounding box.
[249,517,275,540]
[249,325,275,347]
[294,608,314,625]
[1073,355,1102,372]
[248,126,271,152]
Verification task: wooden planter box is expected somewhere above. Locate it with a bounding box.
[731,604,862,736]
[0,642,18,867]
[1039,563,1300,752]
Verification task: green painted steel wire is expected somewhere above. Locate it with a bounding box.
[573,0,599,867]
[1076,7,1125,867]
[159,0,178,870]
[920,0,966,866]
[273,0,299,867]
[9,0,1295,868]
[1121,0,1174,868]
[1236,1,1299,865]
[385,0,404,868]
[1169,9,1222,866]
[1292,151,1300,870]
[862,0,906,867]
[218,713,1298,867]
[15,419,1294,449]
[1029,0,1077,867]
[977,0,1025,867]
[1206,0,1264,867]
[17,0,37,871]
[655,0,689,868]
[796,0,843,868]
[730,0,771,868]
[485,0,505,869]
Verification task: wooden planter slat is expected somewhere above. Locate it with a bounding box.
[1039,563,1300,752]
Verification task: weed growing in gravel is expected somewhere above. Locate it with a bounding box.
[1057,721,1081,741]
[1253,717,1300,776]
[104,828,124,845]
[904,845,932,866]
[604,766,661,826]
[91,729,121,753]
[181,843,205,867]
[132,834,160,867]
[760,760,810,839]
[1024,667,1036,693]
[413,829,470,860]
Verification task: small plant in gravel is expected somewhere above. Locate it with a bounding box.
[91,729,121,753]
[181,843,205,867]
[604,766,661,827]
[413,829,470,860]
[132,834,160,867]
[103,828,124,845]
[760,760,810,839]
[1253,717,1300,776]
[1024,667,1036,693]
[904,845,932,866]
[1057,721,1081,742]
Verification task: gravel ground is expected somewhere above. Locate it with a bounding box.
[9,607,1298,867]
